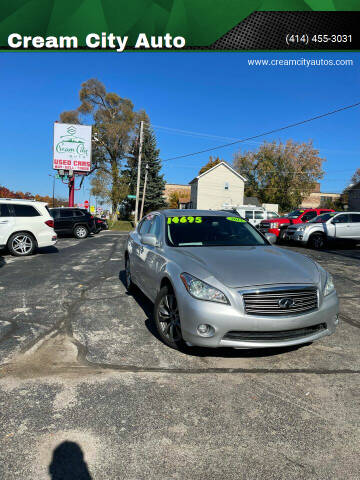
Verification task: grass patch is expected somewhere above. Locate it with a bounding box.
[109,220,134,232]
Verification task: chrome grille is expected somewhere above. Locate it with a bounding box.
[242,287,318,316]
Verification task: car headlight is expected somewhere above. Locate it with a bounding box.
[269,222,278,228]
[324,273,335,296]
[297,225,306,231]
[180,273,229,304]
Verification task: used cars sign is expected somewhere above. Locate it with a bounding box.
[53,123,92,172]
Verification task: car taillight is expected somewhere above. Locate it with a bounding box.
[90,215,94,219]
[45,220,54,228]
[96,219,101,223]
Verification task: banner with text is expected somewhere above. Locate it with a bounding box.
[53,123,92,173]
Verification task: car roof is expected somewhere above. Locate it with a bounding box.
[158,209,233,217]
[0,198,47,205]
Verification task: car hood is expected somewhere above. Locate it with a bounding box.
[177,246,320,288]
[261,217,290,224]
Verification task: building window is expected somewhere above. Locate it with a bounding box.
[224,182,229,190]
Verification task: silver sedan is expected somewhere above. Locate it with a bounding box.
[125,210,338,350]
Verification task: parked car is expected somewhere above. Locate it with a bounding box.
[49,207,96,239]
[222,207,279,227]
[0,199,57,256]
[286,211,360,249]
[224,206,279,228]
[125,209,338,350]
[95,217,109,231]
[259,208,335,242]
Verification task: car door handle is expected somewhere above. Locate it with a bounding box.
[0,220,9,224]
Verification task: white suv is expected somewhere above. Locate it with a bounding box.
[0,199,57,256]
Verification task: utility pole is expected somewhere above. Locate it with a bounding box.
[48,174,55,207]
[139,164,149,221]
[68,175,75,207]
[134,121,144,225]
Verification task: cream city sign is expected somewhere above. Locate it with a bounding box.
[53,123,92,172]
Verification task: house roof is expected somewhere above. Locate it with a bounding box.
[189,161,247,184]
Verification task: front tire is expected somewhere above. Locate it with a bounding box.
[8,232,36,256]
[277,228,287,244]
[73,225,89,239]
[308,233,326,250]
[154,286,184,350]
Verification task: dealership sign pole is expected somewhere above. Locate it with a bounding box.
[53,123,92,207]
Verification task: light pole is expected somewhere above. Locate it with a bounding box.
[48,174,55,207]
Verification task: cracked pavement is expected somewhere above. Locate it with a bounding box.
[0,232,359,479]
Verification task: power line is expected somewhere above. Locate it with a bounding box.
[162,101,360,162]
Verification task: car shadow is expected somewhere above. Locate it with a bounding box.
[0,255,5,268]
[0,245,59,258]
[283,242,360,261]
[119,269,306,359]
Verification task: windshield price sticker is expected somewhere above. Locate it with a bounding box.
[226,217,246,223]
[167,216,202,224]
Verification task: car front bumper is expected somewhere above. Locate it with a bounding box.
[285,230,307,243]
[178,289,338,349]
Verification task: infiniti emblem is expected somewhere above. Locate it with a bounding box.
[278,298,295,309]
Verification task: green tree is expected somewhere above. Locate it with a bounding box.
[233,140,325,212]
[351,168,360,184]
[198,156,223,175]
[59,78,138,214]
[123,120,166,217]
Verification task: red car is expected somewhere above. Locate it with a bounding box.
[259,208,335,242]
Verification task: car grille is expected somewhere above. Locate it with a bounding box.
[242,287,318,316]
[260,222,270,230]
[223,323,326,341]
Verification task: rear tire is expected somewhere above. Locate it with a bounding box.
[277,229,287,244]
[73,225,89,239]
[154,285,185,350]
[7,232,36,257]
[308,233,326,250]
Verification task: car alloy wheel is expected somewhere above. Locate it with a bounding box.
[310,234,325,249]
[74,226,88,239]
[155,286,184,349]
[9,233,34,256]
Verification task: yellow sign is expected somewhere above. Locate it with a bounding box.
[90,206,95,213]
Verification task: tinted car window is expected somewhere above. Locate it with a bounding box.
[0,204,12,217]
[351,214,360,222]
[309,213,336,223]
[60,210,74,218]
[288,209,305,219]
[333,214,350,223]
[245,211,254,220]
[166,215,267,247]
[254,211,265,219]
[50,209,59,218]
[302,211,317,222]
[74,210,84,217]
[267,212,279,219]
[13,204,40,217]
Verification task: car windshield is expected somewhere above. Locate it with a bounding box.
[287,209,305,219]
[308,212,336,223]
[166,215,267,247]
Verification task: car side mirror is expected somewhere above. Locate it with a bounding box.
[265,233,277,244]
[141,233,159,247]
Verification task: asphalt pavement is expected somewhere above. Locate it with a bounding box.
[0,232,359,479]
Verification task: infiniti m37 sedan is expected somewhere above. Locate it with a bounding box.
[124,210,338,350]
